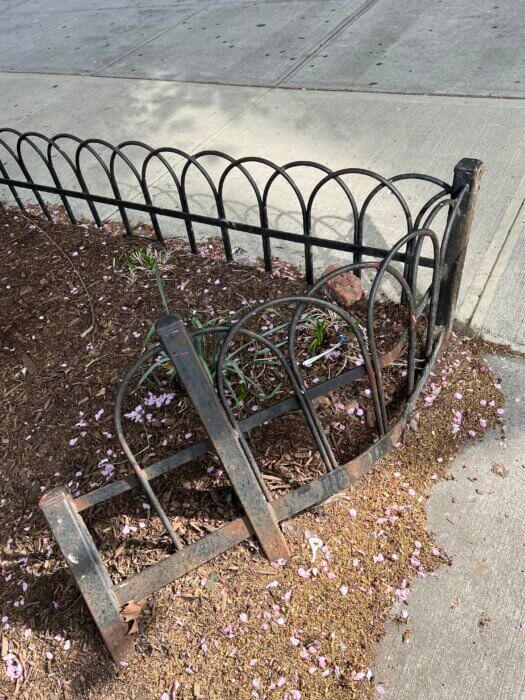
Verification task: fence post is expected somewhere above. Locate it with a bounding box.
[436,158,484,332]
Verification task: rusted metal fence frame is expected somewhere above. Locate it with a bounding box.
[0,132,482,660]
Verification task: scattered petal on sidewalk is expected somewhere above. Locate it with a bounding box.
[491,463,509,478]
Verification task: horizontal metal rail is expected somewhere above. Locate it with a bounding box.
[0,176,437,269]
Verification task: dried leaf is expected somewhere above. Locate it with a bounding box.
[121,599,145,623]
[19,351,36,374]
[127,619,139,635]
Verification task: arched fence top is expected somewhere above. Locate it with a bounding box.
[0,131,477,302]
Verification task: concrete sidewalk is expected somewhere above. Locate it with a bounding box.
[374,354,525,699]
[0,0,524,351]
[1,0,523,97]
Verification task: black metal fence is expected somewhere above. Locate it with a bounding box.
[0,130,481,326]
[2,129,483,661]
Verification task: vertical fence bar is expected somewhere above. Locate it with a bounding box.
[436,158,484,332]
[216,199,234,261]
[40,487,135,663]
[303,218,314,285]
[260,208,273,273]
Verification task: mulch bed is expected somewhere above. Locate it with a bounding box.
[0,206,506,699]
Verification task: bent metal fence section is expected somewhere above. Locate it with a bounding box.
[0,130,483,661]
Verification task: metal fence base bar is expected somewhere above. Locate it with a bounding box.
[39,487,135,663]
[114,516,254,606]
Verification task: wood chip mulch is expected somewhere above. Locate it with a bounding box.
[0,206,505,699]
